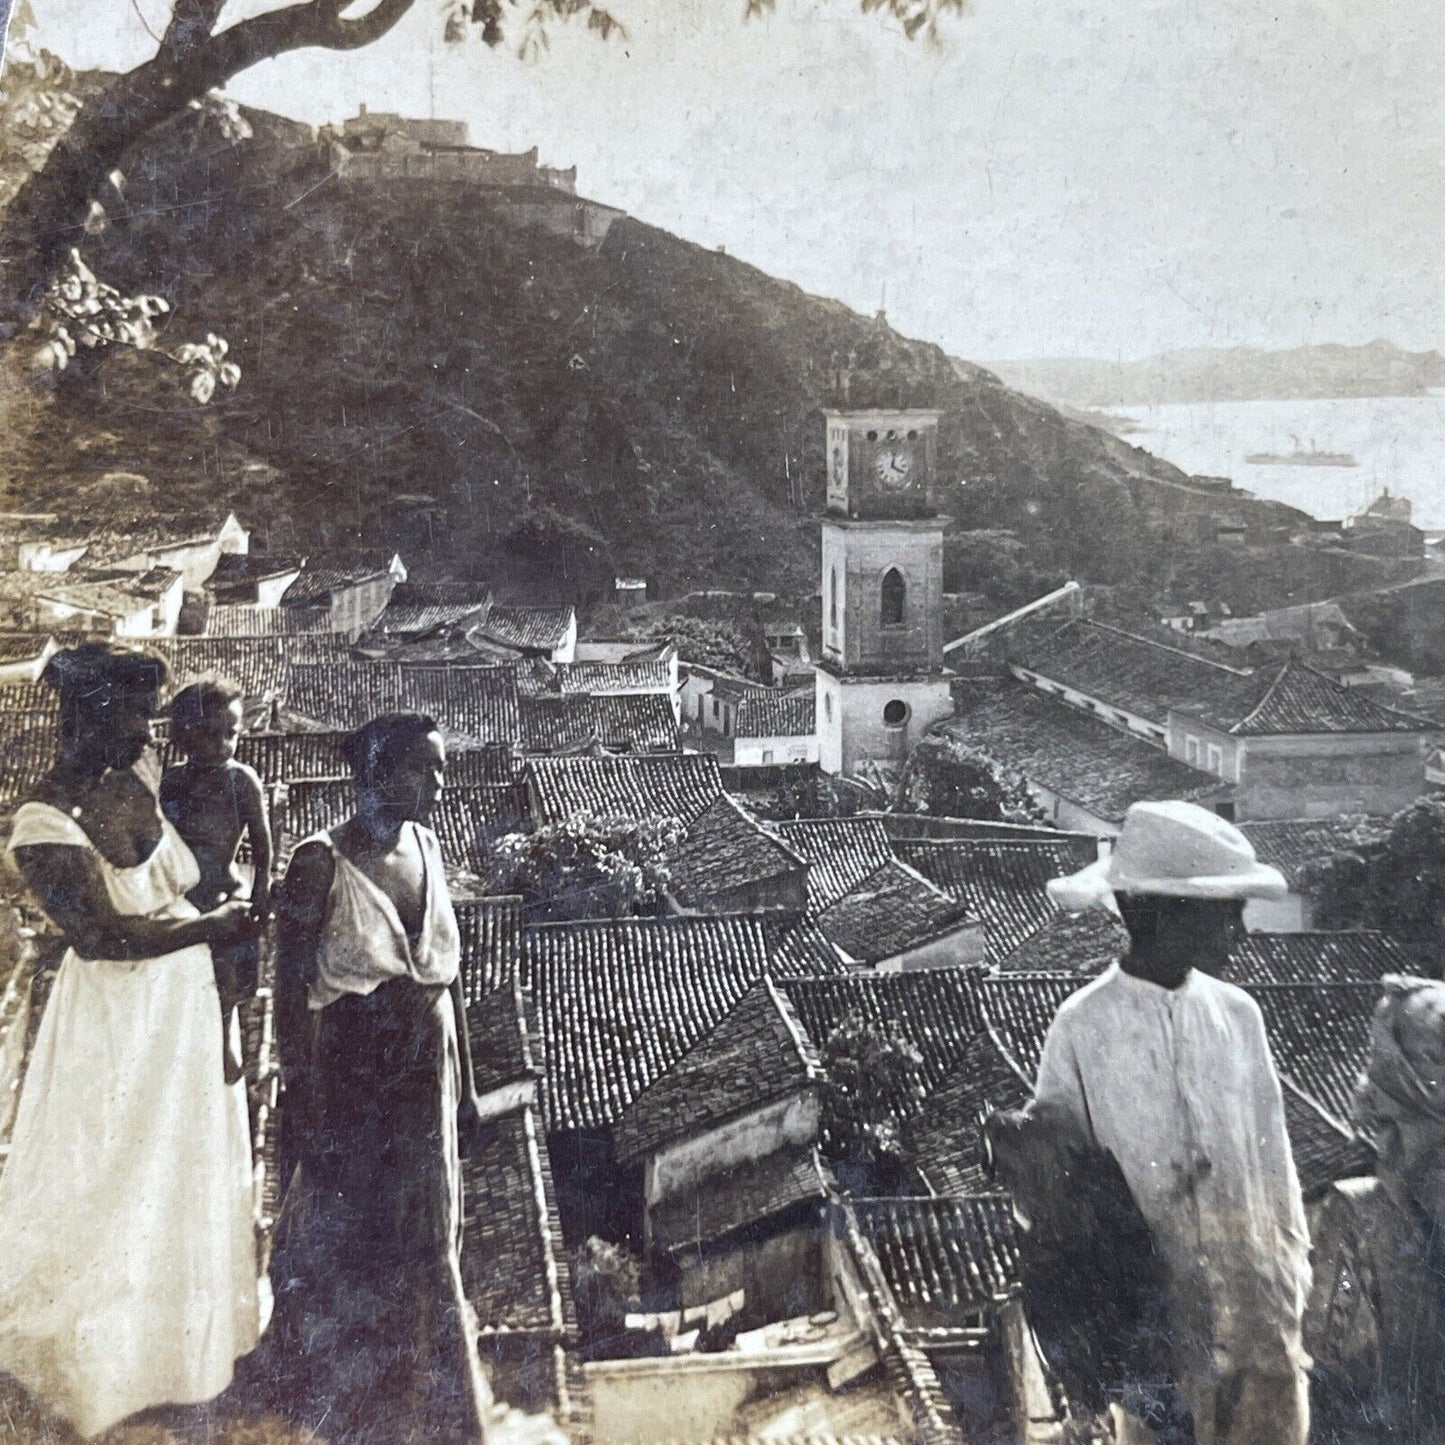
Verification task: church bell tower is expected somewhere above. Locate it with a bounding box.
[815,410,954,777]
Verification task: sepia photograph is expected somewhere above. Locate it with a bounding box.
[0,1,1442,1441]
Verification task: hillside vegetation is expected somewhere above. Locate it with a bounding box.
[4,91,1375,609]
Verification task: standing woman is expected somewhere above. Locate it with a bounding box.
[269,712,492,1443]
[0,644,260,1438]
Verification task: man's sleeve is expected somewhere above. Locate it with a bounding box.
[1243,999,1312,1308]
[1031,1008,1093,1141]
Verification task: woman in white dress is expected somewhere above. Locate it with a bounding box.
[0,644,260,1438]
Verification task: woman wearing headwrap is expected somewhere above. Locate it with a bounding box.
[0,643,261,1438]
[1307,974,1445,1441]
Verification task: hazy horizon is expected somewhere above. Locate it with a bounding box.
[16,0,1445,366]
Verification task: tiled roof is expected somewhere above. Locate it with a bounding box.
[649,1146,831,1254]
[614,979,824,1162]
[526,753,722,827]
[1224,931,1407,986]
[518,694,596,754]
[894,838,1099,963]
[552,657,673,695]
[774,817,894,914]
[992,910,1129,976]
[522,915,791,1132]
[764,915,847,977]
[1015,619,1433,737]
[593,694,680,752]
[0,709,56,807]
[851,1196,1020,1323]
[203,605,335,637]
[666,795,807,910]
[908,1049,1031,1197]
[1012,618,1262,730]
[430,782,532,874]
[467,979,539,1098]
[0,682,57,714]
[476,604,575,654]
[1280,1084,1375,1197]
[519,694,679,754]
[735,693,816,740]
[879,813,1099,847]
[1232,659,1433,736]
[1247,982,1379,1127]
[150,636,292,700]
[283,552,398,603]
[458,896,525,1005]
[279,780,527,875]
[946,682,1228,825]
[234,730,350,783]
[376,601,490,636]
[286,661,521,743]
[815,860,976,966]
[0,633,54,667]
[1238,817,1379,886]
[781,972,987,1100]
[461,1102,574,1339]
[207,552,303,586]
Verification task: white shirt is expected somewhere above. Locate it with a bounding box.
[1033,962,1310,1374]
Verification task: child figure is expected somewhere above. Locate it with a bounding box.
[161,677,272,1085]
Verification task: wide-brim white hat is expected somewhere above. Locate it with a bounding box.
[1048,800,1288,913]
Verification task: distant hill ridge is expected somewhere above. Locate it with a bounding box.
[2,85,1375,608]
[989,341,1445,408]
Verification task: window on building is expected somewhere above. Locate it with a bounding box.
[829,567,838,631]
[1185,736,1201,766]
[883,699,909,728]
[1207,744,1224,776]
[880,568,905,627]
[824,692,834,721]
[762,750,774,765]
[1214,801,1236,822]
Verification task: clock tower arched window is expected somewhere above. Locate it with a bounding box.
[829,567,839,631]
[881,567,905,627]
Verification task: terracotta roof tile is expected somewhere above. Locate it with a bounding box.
[476,604,576,654]
[150,636,293,701]
[526,753,722,826]
[992,911,1128,975]
[763,915,847,977]
[286,661,520,743]
[467,979,539,1097]
[1224,931,1407,986]
[552,657,673,695]
[666,795,807,911]
[879,813,1099,846]
[521,915,784,1132]
[894,838,1099,963]
[1238,818,1380,887]
[1012,618,1262,730]
[458,896,525,1004]
[774,817,894,914]
[614,979,824,1162]
[735,693,816,739]
[781,972,988,1100]
[461,1102,575,1339]
[815,860,976,966]
[283,553,397,603]
[851,1196,1020,1323]
[1232,659,1433,736]
[947,682,1228,825]
[0,709,56,807]
[203,605,335,637]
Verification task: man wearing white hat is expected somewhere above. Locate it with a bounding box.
[1031,801,1311,1445]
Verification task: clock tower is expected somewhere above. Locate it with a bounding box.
[816,409,954,777]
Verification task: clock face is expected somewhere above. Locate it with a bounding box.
[874,448,914,488]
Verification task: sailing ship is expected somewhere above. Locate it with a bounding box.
[1245,434,1358,467]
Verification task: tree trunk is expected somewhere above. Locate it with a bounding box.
[0,0,417,333]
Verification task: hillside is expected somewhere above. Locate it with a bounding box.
[989,341,1445,409]
[1,90,1373,609]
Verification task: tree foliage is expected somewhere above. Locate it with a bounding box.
[894,732,1047,824]
[819,1015,924,1193]
[1298,800,1445,972]
[485,812,682,922]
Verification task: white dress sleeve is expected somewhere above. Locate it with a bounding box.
[7,802,92,854]
[1031,1010,1094,1143]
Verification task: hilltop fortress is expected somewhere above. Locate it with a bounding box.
[319,105,622,248]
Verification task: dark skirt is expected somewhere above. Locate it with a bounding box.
[266,978,490,1443]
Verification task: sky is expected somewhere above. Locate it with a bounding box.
[17,0,1445,362]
